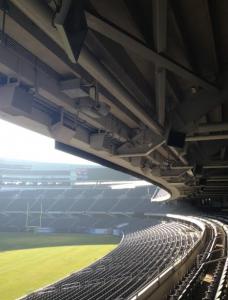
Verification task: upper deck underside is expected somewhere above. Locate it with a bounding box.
[0,0,228,201]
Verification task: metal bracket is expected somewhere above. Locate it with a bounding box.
[197,248,227,268]
[198,256,227,268]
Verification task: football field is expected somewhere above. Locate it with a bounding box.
[0,232,120,300]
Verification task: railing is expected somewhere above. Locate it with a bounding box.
[127,214,206,300]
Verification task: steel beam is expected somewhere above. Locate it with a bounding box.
[207,160,228,166]
[207,179,228,182]
[123,0,184,106]
[160,169,187,178]
[197,122,228,133]
[155,66,166,127]
[2,1,140,127]
[170,166,194,170]
[204,187,228,190]
[153,0,167,53]
[186,134,228,142]
[85,11,219,93]
[208,175,228,179]
[153,0,167,127]
[80,47,163,135]
[85,30,156,113]
[9,0,163,135]
[114,138,166,158]
[171,165,228,170]
[0,42,131,142]
[169,147,189,165]
[171,72,228,133]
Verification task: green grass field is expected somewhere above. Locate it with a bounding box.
[0,232,120,300]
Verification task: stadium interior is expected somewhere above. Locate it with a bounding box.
[0,0,228,300]
[0,158,228,300]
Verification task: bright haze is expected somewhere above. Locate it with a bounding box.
[0,119,97,165]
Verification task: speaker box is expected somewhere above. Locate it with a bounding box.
[97,103,111,116]
[130,157,145,168]
[167,130,186,149]
[90,134,112,152]
[0,85,33,116]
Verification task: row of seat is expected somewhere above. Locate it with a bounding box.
[167,214,228,300]
[204,217,228,300]
[24,220,199,300]
[0,186,167,214]
[166,217,218,300]
[214,257,228,300]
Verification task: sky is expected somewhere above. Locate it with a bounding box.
[0,119,97,165]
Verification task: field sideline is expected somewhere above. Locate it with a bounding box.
[0,232,120,300]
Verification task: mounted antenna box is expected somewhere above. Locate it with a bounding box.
[79,98,101,118]
[97,103,111,116]
[90,133,112,152]
[0,85,33,116]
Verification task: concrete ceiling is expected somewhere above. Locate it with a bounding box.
[0,0,228,201]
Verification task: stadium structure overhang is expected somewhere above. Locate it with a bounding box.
[0,0,228,201]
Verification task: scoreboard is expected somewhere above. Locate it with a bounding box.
[76,169,88,180]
